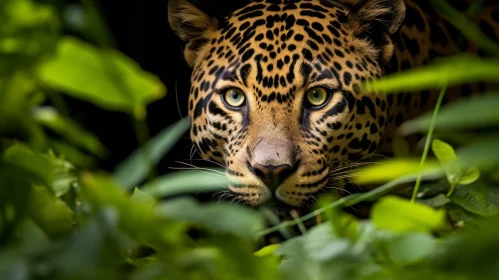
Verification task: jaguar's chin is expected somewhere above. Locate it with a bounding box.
[226,183,318,213]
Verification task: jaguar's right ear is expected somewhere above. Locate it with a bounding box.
[168,0,218,67]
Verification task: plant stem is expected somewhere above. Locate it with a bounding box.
[290,210,308,234]
[411,87,447,203]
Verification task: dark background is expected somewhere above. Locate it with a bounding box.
[64,0,247,175]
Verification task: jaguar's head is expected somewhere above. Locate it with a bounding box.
[168,0,405,208]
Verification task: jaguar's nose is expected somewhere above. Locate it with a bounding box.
[251,163,293,190]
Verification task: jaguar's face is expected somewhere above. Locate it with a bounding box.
[169,0,405,208]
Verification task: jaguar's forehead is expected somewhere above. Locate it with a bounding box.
[193,0,366,101]
[216,0,350,62]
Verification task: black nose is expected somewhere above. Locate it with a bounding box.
[251,163,293,190]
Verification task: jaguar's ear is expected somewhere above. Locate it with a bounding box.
[347,0,406,62]
[168,0,218,67]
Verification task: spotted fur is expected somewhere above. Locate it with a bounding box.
[168,0,499,208]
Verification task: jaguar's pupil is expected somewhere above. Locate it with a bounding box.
[313,91,319,98]
[232,92,239,99]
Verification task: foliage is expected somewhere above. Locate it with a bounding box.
[1,0,499,280]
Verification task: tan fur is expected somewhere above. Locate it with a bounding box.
[168,0,218,66]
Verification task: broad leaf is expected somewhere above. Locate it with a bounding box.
[450,183,499,217]
[113,117,190,190]
[28,185,74,237]
[141,169,227,198]
[79,172,186,249]
[33,106,108,157]
[432,139,479,187]
[385,232,437,265]
[157,197,264,238]
[364,55,499,93]
[3,144,77,196]
[351,159,443,185]
[455,135,499,170]
[401,94,499,135]
[371,196,446,233]
[254,244,281,257]
[36,36,165,119]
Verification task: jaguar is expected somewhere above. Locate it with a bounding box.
[168,0,499,211]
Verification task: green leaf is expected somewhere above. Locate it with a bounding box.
[1,0,59,31]
[364,55,499,93]
[113,117,190,190]
[385,232,437,265]
[431,139,479,196]
[446,203,482,228]
[254,244,280,257]
[401,94,499,135]
[131,187,156,206]
[351,158,443,185]
[3,144,77,196]
[450,183,499,217]
[33,106,108,157]
[28,185,74,237]
[371,196,446,233]
[141,169,227,198]
[79,172,186,249]
[458,168,480,185]
[3,144,53,187]
[157,197,264,238]
[419,193,451,208]
[36,36,166,119]
[432,139,461,184]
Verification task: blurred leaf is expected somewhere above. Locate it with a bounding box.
[131,187,156,206]
[419,194,451,208]
[79,172,186,250]
[450,183,499,217]
[401,94,499,135]
[80,0,116,47]
[254,244,280,257]
[371,196,446,233]
[33,106,108,157]
[3,144,77,196]
[455,135,499,170]
[1,0,59,32]
[430,0,499,57]
[3,144,53,186]
[446,203,481,227]
[36,36,165,119]
[158,197,264,239]
[351,158,443,185]
[385,232,437,265]
[28,185,74,237]
[0,72,46,149]
[113,117,190,190]
[365,55,499,93]
[49,139,97,168]
[42,208,129,279]
[141,169,227,198]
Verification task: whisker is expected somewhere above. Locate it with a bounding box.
[173,161,226,175]
[174,80,183,119]
[168,167,225,177]
[185,158,226,168]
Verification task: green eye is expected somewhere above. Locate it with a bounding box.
[306,87,329,107]
[223,88,246,107]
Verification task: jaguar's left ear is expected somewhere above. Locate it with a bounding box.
[168,0,219,67]
[347,0,406,62]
